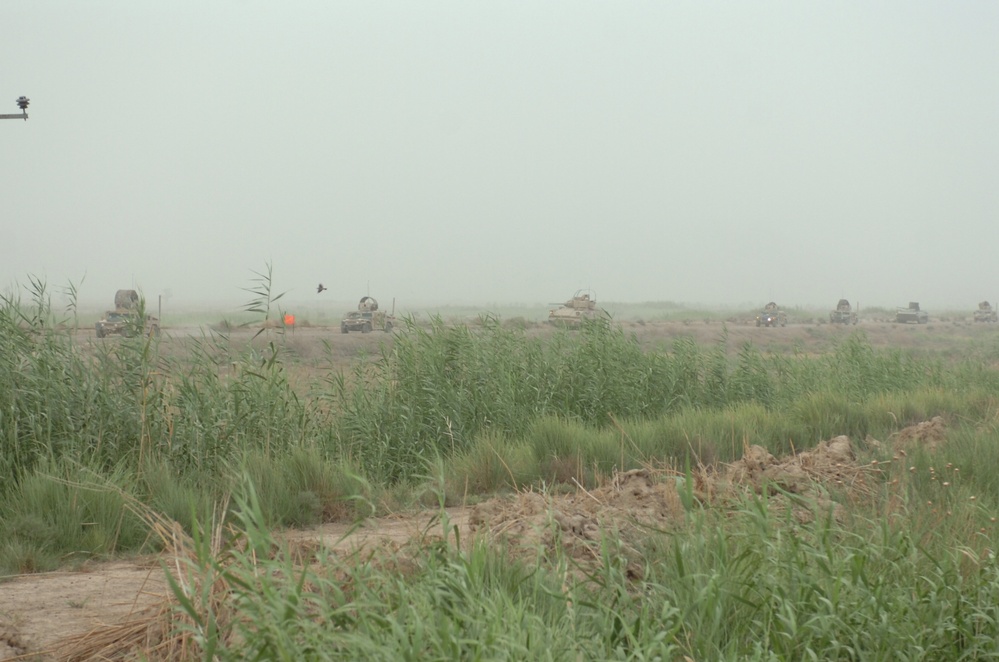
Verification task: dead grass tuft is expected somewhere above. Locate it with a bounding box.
[48,506,235,661]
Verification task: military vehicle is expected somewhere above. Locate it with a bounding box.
[95,289,160,338]
[548,290,606,328]
[755,301,787,327]
[895,302,928,324]
[974,301,998,323]
[341,296,395,333]
[829,299,858,325]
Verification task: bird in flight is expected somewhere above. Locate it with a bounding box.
[317,283,327,294]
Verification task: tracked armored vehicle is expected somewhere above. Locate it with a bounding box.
[341,296,395,334]
[829,299,858,325]
[95,289,160,338]
[973,301,997,323]
[895,302,928,324]
[755,301,787,327]
[548,290,606,328]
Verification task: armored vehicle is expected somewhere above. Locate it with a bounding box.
[95,289,160,338]
[341,296,395,333]
[895,302,928,324]
[548,290,606,328]
[973,301,997,323]
[829,299,858,325]
[755,301,787,327]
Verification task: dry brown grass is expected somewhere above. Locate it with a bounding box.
[47,502,234,662]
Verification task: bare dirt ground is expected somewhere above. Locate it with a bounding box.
[0,561,168,660]
[0,318,989,659]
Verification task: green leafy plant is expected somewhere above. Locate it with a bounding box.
[241,261,287,339]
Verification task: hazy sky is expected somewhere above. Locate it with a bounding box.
[4,2,998,310]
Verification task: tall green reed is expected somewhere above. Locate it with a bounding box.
[328,320,992,482]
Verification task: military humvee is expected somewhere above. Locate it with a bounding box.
[755,302,787,327]
[95,289,160,338]
[341,296,395,333]
[829,299,858,325]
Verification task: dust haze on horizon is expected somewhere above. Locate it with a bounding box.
[3,2,998,313]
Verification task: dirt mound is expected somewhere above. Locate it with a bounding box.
[470,437,873,573]
[469,469,685,577]
[719,435,870,523]
[893,416,946,451]
[726,435,857,495]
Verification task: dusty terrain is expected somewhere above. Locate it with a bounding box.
[0,318,990,659]
[0,561,167,660]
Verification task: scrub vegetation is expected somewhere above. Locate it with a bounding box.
[4,276,999,659]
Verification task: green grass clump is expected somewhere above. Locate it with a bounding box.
[142,459,218,535]
[625,504,999,659]
[0,458,149,575]
[241,447,373,526]
[444,430,539,495]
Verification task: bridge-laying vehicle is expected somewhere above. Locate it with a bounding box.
[341,296,395,333]
[95,289,160,338]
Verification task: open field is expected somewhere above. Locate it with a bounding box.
[4,298,999,659]
[88,312,999,367]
